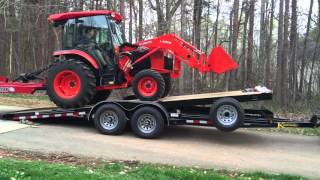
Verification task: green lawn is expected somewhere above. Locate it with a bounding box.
[0,159,308,180]
[253,127,320,136]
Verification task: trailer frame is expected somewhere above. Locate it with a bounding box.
[0,90,319,138]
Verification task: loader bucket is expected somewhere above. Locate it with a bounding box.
[206,46,238,74]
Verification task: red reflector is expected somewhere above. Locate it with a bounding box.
[207,46,238,74]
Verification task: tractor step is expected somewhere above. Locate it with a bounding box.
[100,73,115,85]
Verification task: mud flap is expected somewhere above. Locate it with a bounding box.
[207,46,238,74]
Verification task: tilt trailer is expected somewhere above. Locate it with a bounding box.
[1,88,319,139]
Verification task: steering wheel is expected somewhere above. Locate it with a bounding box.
[96,42,114,53]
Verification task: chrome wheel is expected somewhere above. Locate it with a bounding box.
[137,114,156,134]
[216,105,238,126]
[100,110,119,130]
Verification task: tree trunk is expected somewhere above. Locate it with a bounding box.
[265,0,274,88]
[193,0,203,49]
[246,0,255,87]
[259,0,267,82]
[119,0,126,40]
[289,0,298,102]
[229,0,240,89]
[138,0,143,40]
[276,0,284,100]
[307,0,320,98]
[280,0,290,106]
[299,0,314,94]
[129,0,133,43]
[214,0,220,46]
[241,1,249,88]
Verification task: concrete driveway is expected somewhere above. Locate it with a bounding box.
[0,106,319,178]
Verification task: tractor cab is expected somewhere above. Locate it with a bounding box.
[50,11,124,72]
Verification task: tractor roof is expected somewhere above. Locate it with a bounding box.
[48,10,122,23]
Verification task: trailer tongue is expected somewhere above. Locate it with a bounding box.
[1,89,319,139]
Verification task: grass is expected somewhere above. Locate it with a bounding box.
[0,93,49,101]
[0,93,53,108]
[0,158,308,180]
[252,127,320,136]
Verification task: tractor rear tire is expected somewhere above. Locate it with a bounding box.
[89,91,112,105]
[47,60,96,108]
[162,74,172,98]
[133,70,165,101]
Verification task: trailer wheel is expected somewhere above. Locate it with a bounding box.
[94,104,127,135]
[47,60,96,108]
[131,107,164,138]
[161,74,172,98]
[89,90,112,104]
[210,98,244,132]
[133,70,165,101]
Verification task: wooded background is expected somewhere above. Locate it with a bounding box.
[0,0,319,108]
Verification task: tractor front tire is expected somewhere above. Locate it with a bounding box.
[162,74,172,98]
[47,60,96,108]
[133,70,165,101]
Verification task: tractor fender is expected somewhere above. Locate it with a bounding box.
[53,50,99,69]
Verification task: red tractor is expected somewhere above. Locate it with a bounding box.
[0,10,238,108]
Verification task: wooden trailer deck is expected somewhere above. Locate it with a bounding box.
[159,90,272,107]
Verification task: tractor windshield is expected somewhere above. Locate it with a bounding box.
[61,15,112,50]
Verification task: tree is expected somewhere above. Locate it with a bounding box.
[265,0,274,87]
[289,0,298,101]
[276,0,284,100]
[246,0,255,86]
[299,0,314,94]
[280,0,290,105]
[192,0,203,49]
[138,0,143,40]
[259,0,267,82]
[119,0,126,40]
[241,1,250,88]
[148,0,183,35]
[307,0,320,98]
[229,0,240,89]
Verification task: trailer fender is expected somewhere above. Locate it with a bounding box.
[88,100,170,125]
[53,50,99,69]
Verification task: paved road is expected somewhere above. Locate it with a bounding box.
[0,106,319,178]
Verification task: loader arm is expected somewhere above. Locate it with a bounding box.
[136,33,238,74]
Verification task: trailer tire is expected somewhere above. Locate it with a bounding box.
[93,104,127,135]
[47,60,96,108]
[89,91,112,104]
[133,70,165,101]
[131,107,164,138]
[210,98,244,132]
[161,74,172,98]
